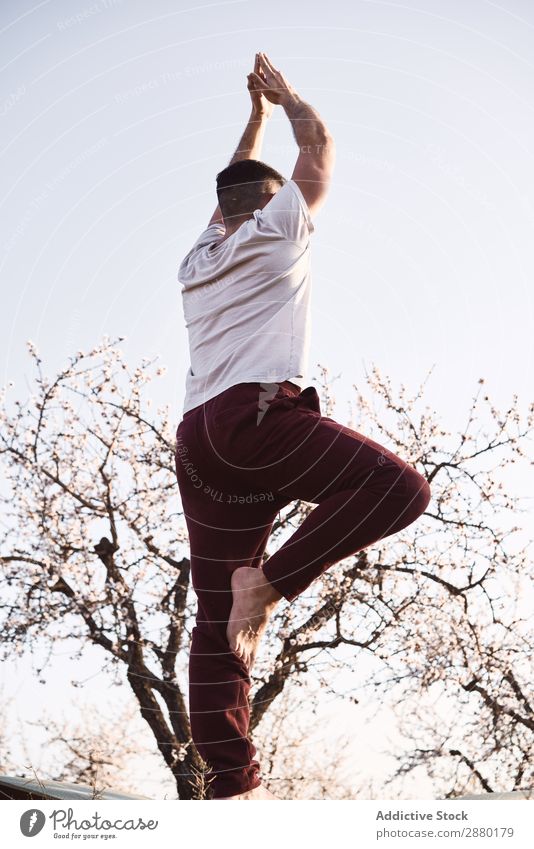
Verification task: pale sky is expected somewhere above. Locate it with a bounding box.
[1,0,533,798]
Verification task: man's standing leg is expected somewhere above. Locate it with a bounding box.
[175,410,288,799]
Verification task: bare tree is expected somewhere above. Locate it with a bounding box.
[1,339,532,798]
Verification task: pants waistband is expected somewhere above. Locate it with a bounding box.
[182,380,301,419]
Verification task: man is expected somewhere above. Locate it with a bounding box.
[175,53,431,800]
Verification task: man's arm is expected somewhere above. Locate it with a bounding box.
[250,52,335,217]
[208,55,274,226]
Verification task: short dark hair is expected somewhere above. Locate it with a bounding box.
[216,159,286,223]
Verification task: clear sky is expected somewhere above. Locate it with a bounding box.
[1,0,533,797]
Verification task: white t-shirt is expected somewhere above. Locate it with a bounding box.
[178,179,314,415]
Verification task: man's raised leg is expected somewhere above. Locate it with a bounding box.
[224,385,431,669]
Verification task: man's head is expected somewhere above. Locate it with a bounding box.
[216,159,286,228]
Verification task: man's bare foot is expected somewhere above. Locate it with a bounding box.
[226,566,282,670]
[216,784,280,800]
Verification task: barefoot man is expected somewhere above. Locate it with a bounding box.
[175,53,431,799]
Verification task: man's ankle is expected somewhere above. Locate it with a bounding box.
[260,568,283,604]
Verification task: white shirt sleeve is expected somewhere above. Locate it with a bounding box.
[178,222,225,282]
[187,222,225,253]
[257,180,314,243]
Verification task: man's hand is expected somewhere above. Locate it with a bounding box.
[247,54,274,119]
[250,52,335,217]
[249,52,297,107]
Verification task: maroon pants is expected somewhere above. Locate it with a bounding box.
[174,380,431,798]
